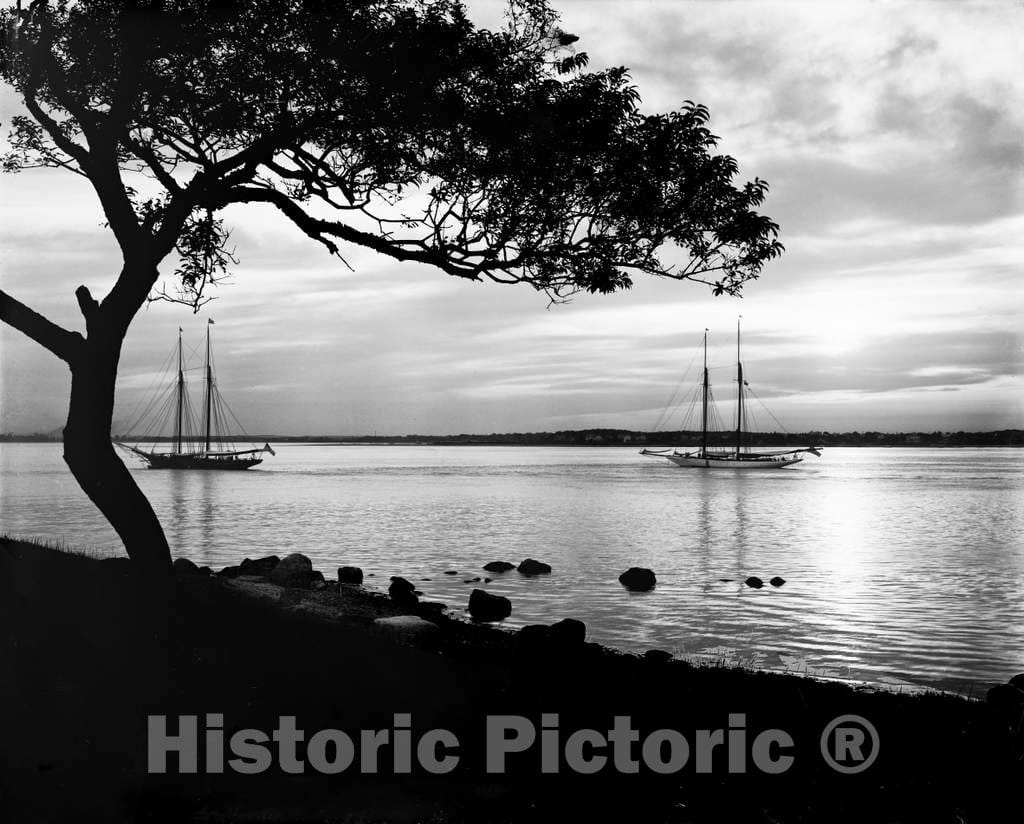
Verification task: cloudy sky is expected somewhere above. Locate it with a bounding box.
[1,0,1021,436]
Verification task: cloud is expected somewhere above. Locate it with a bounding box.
[2,1,1022,435]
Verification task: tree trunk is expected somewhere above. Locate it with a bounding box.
[63,329,173,579]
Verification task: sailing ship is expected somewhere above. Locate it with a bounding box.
[116,321,274,470]
[641,320,821,469]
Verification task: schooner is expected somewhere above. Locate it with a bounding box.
[641,320,821,469]
[116,321,274,470]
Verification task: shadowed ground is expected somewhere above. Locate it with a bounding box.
[1,537,1019,823]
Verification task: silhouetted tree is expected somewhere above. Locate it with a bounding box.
[0,0,782,577]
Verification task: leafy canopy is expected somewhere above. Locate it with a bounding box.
[1,0,782,307]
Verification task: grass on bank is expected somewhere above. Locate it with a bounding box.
[1,536,1020,823]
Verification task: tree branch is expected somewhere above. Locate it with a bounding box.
[0,288,83,363]
[220,185,468,274]
[74,284,101,333]
[222,185,512,280]
[121,130,183,194]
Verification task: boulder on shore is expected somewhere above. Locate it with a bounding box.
[239,555,280,575]
[517,558,552,576]
[483,561,515,573]
[374,615,440,645]
[337,566,364,586]
[516,619,587,650]
[267,553,316,587]
[172,557,201,576]
[986,682,1024,736]
[618,567,656,591]
[468,588,511,621]
[516,624,553,647]
[389,576,419,605]
[987,682,1024,708]
[550,618,586,645]
[418,601,447,618]
[745,576,764,589]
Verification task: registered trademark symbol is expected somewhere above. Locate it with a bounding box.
[820,714,880,774]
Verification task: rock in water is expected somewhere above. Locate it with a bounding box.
[337,566,363,585]
[517,558,552,576]
[745,576,764,589]
[444,570,459,575]
[618,567,657,591]
[389,576,419,605]
[374,615,440,644]
[268,553,315,587]
[769,576,786,587]
[483,561,516,573]
[468,589,512,621]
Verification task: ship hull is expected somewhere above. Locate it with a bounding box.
[664,454,801,469]
[142,454,262,470]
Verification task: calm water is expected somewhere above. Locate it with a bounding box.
[3,443,1022,693]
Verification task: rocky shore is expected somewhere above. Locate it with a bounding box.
[2,537,1022,823]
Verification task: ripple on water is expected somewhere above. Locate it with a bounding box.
[2,443,1022,693]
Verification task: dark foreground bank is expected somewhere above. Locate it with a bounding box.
[1,538,1021,823]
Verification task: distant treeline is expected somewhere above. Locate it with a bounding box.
[3,430,1022,446]
[345,429,1024,447]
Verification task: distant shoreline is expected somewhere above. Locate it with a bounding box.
[3,429,1022,448]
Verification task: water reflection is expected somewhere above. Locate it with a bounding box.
[2,443,1022,693]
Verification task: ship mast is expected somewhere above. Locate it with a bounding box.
[735,317,744,458]
[175,327,184,454]
[204,321,213,453]
[701,329,709,459]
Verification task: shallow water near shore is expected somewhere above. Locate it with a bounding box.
[3,443,1022,693]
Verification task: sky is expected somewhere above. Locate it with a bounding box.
[1,0,1021,436]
